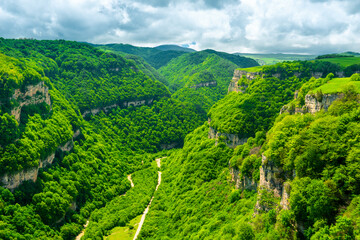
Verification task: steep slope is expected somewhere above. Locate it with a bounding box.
[0,39,206,240]
[208,61,348,147]
[160,50,259,115]
[139,66,360,240]
[0,39,170,113]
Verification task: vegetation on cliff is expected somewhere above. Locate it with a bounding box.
[2,38,360,240]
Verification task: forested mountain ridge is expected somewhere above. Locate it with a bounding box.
[0,39,171,113]
[0,39,206,239]
[160,50,259,117]
[208,60,360,147]
[95,43,193,69]
[139,60,360,239]
[2,37,360,240]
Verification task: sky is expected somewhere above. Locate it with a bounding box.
[0,0,359,54]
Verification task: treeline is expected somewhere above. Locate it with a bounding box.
[316,53,354,59]
[0,38,170,112]
[84,167,158,239]
[139,61,360,240]
[0,38,208,240]
[90,97,205,153]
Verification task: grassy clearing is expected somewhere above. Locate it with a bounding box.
[316,57,360,67]
[311,77,360,94]
[104,215,142,240]
[237,66,263,72]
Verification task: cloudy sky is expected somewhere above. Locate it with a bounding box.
[0,0,359,54]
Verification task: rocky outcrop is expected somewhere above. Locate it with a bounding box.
[304,93,343,114]
[208,126,247,148]
[254,154,294,214]
[281,92,344,115]
[0,137,76,190]
[190,81,217,89]
[280,182,291,210]
[73,129,81,139]
[123,98,154,108]
[230,167,257,191]
[160,142,180,150]
[0,167,39,190]
[82,99,154,117]
[228,70,260,93]
[10,81,51,121]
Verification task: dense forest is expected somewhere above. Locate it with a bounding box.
[1,37,360,240]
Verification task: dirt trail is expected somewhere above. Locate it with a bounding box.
[133,157,165,240]
[75,220,89,240]
[75,174,135,239]
[128,174,134,187]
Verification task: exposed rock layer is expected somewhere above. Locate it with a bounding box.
[208,126,247,148]
[10,81,51,121]
[254,154,293,214]
[230,167,257,191]
[0,135,76,190]
[190,81,217,89]
[81,98,154,117]
[280,93,344,115]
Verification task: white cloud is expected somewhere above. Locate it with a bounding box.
[0,0,359,54]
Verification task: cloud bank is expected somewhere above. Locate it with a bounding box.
[0,0,359,54]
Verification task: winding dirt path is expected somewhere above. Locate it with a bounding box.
[133,157,165,240]
[128,174,134,187]
[75,173,136,240]
[75,220,89,240]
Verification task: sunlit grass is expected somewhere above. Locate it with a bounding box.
[311,77,360,94]
[104,215,142,240]
[237,66,263,72]
[316,57,360,67]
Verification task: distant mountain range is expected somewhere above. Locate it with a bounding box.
[95,43,195,69]
[154,44,196,52]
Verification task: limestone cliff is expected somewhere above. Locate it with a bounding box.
[0,133,77,190]
[10,81,51,121]
[160,142,180,150]
[230,167,257,191]
[281,93,344,115]
[228,70,260,93]
[208,125,247,148]
[81,98,154,117]
[254,154,292,214]
[190,81,217,89]
[304,93,344,114]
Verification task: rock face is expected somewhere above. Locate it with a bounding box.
[230,167,257,191]
[82,99,154,117]
[0,137,75,190]
[254,154,293,214]
[208,126,247,148]
[190,81,217,89]
[228,70,260,93]
[304,93,343,114]
[281,93,343,115]
[10,81,51,121]
[160,142,180,150]
[123,99,154,108]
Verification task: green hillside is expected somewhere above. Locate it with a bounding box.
[0,39,207,239]
[160,50,258,114]
[96,43,191,69]
[312,76,360,94]
[140,83,360,239]
[316,56,360,67]
[2,38,360,240]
